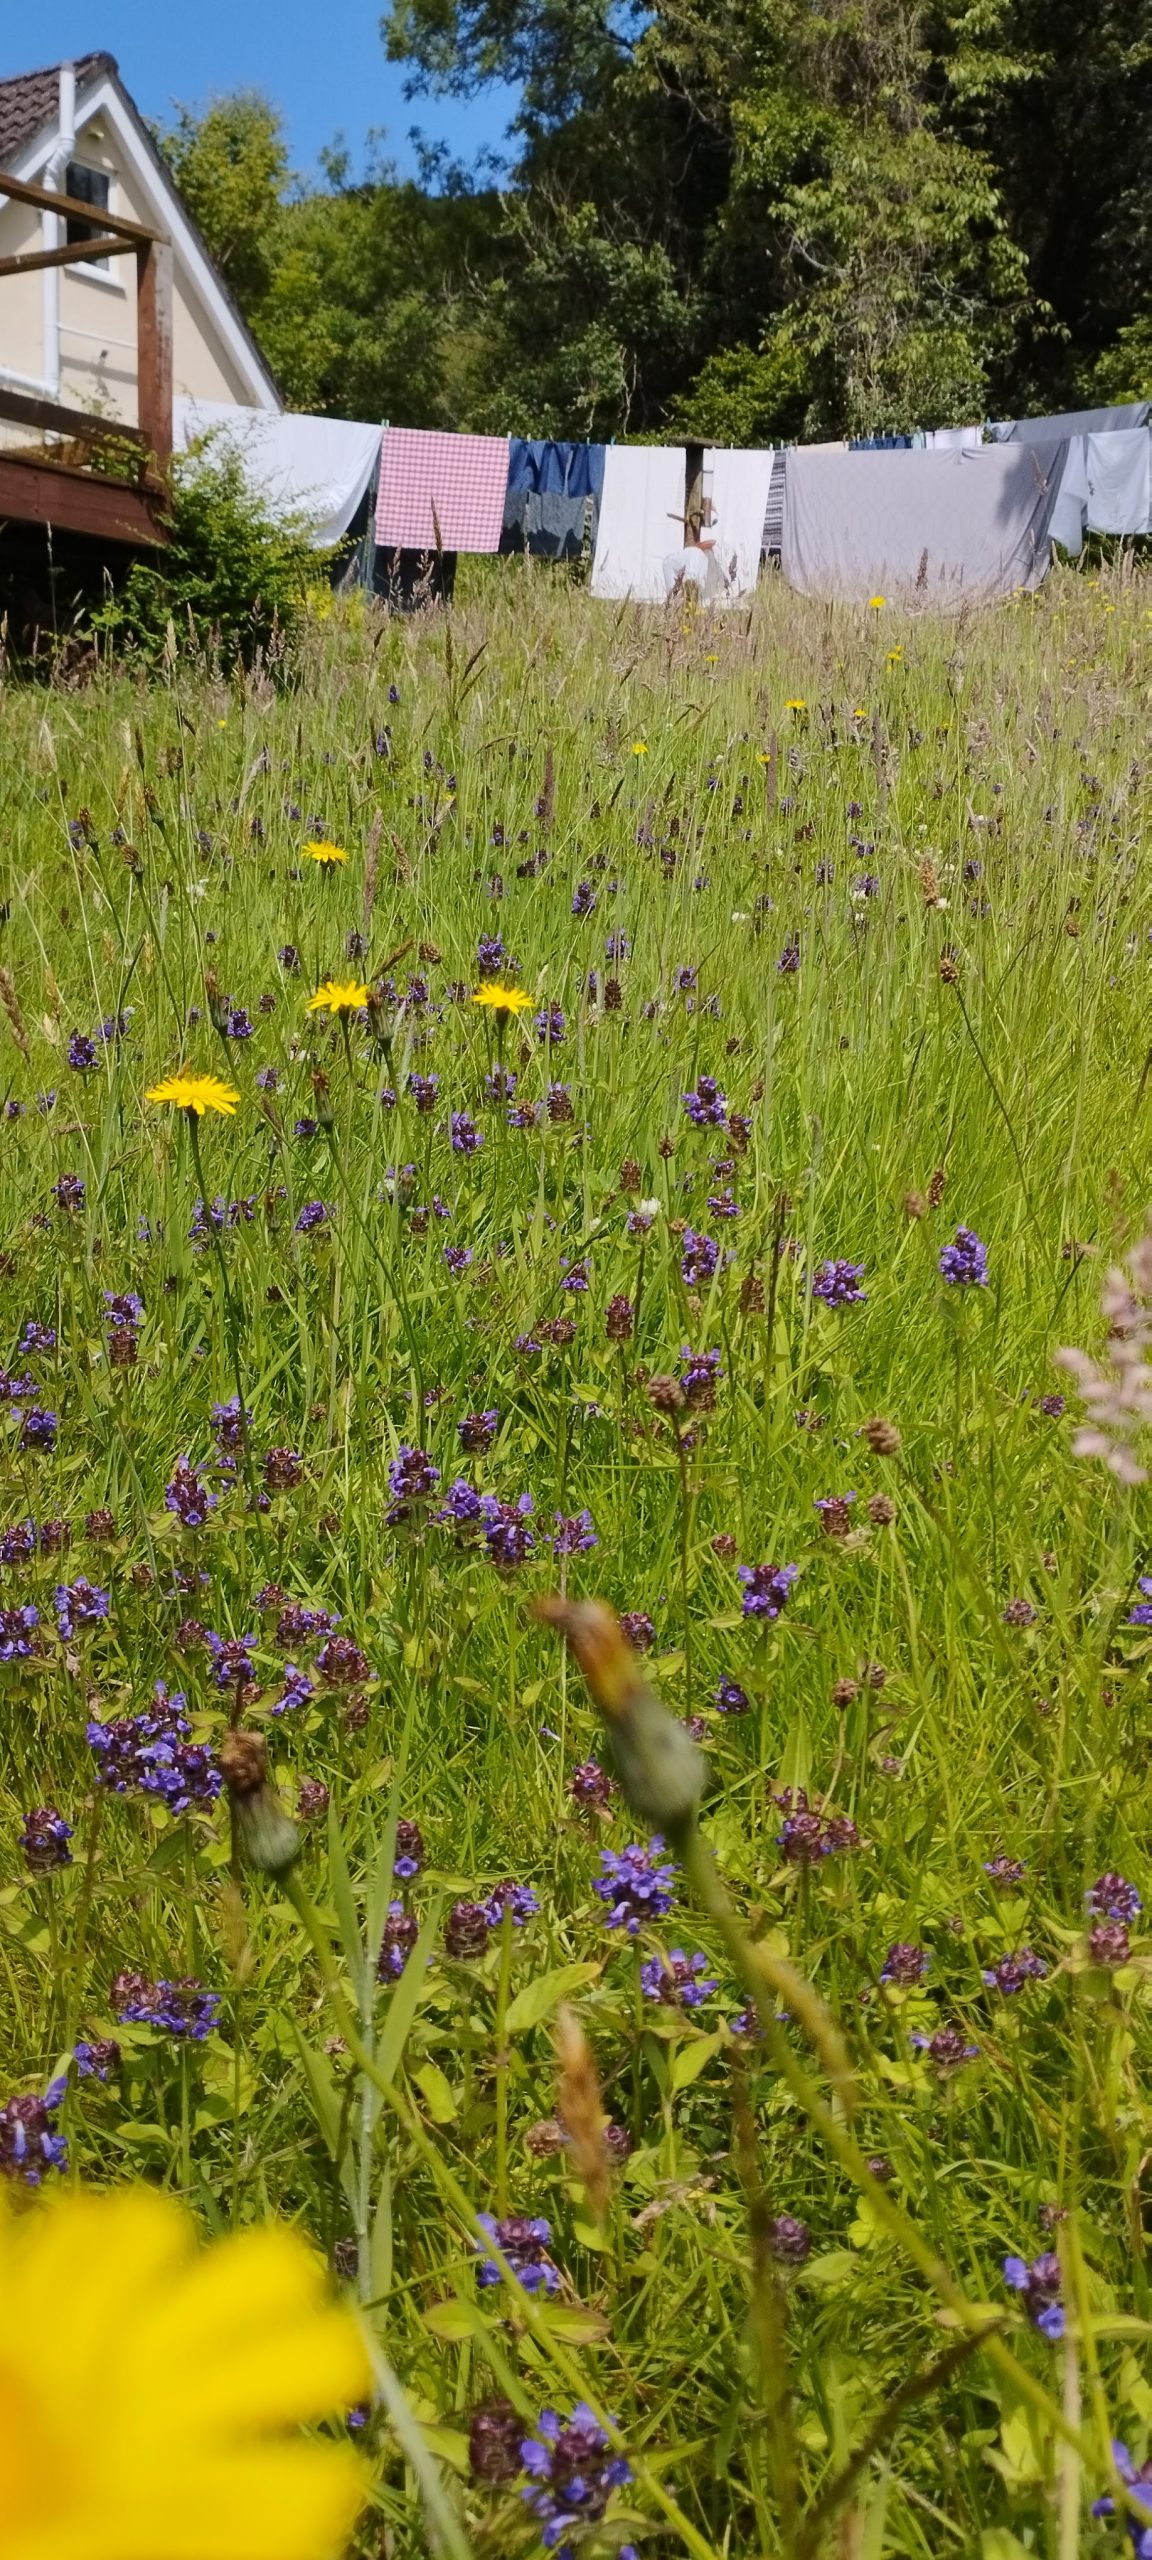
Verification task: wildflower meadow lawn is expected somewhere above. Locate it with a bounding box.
[2,561,1152,2560]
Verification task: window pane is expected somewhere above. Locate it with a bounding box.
[65,162,110,254]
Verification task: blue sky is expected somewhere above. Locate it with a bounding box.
[2,4,518,185]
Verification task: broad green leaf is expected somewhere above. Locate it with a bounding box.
[538,2303,610,2343]
[669,2029,725,2091]
[506,1961,602,2034]
[420,2425,471,2475]
[412,2059,458,2123]
[797,2249,857,2289]
[422,2297,481,2342]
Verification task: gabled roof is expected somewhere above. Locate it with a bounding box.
[0,52,280,411]
[0,51,114,161]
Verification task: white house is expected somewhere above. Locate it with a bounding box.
[0,52,280,423]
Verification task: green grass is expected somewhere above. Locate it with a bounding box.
[2,558,1152,2559]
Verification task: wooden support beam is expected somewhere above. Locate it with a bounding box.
[0,454,166,546]
[0,387,146,447]
[0,166,160,243]
[136,237,173,470]
[0,234,129,280]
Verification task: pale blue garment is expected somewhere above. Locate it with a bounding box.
[990,402,1150,443]
[1049,438,1090,554]
[1085,429,1151,534]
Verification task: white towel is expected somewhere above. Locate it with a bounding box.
[591,447,688,600]
[1085,429,1151,536]
[174,398,382,547]
[704,447,775,597]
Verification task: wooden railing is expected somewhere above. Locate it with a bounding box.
[0,166,172,472]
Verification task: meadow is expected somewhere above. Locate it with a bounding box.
[2,557,1152,2560]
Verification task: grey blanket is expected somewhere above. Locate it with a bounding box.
[781,442,1068,607]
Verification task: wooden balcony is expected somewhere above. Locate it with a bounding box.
[0,166,171,550]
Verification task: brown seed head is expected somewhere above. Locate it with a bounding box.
[927,1166,947,1207]
[868,1494,897,1526]
[555,2004,610,2223]
[863,1416,901,1455]
[619,1158,642,1193]
[832,1678,858,1708]
[647,1373,685,1416]
[903,1189,926,1219]
[220,1730,267,1798]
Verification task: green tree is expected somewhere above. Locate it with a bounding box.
[158,92,289,311]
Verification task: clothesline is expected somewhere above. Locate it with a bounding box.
[174,398,1151,613]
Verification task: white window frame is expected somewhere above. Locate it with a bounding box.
[63,158,125,291]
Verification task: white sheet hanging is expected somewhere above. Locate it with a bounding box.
[590,447,688,600]
[704,447,776,597]
[1084,429,1152,536]
[173,398,382,548]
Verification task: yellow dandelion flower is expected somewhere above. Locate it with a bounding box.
[886,646,903,663]
[471,982,534,1016]
[145,1071,240,1118]
[784,697,808,713]
[868,594,886,610]
[306,980,370,1017]
[0,2182,369,2560]
[853,706,869,719]
[631,740,649,756]
[302,841,349,866]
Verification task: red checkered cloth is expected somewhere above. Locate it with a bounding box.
[375,428,509,553]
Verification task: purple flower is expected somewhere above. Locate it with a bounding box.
[20,1806,73,1872]
[982,1948,1048,1996]
[737,1560,799,1621]
[559,1259,589,1293]
[476,2213,558,2294]
[0,1520,35,1561]
[619,1610,655,1651]
[458,1408,499,1453]
[1128,1575,1152,1628]
[1003,2251,1064,2339]
[73,2037,119,2080]
[21,1409,57,1452]
[683,1077,728,1127]
[477,934,511,976]
[0,1605,39,1661]
[443,1243,473,1274]
[88,1682,221,1814]
[680,1346,722,1409]
[485,1065,517,1105]
[681,1228,720,1287]
[19,1321,57,1355]
[103,1293,143,1333]
[911,2024,978,2069]
[519,2404,632,2557]
[256,1065,279,1091]
[777,939,801,973]
[640,1948,716,2008]
[984,1854,1027,1884]
[713,1679,750,1714]
[572,880,597,916]
[1087,1873,1142,1923]
[114,1975,221,2040]
[54,1579,109,1640]
[534,1006,566,1046]
[407,1072,439,1112]
[0,2090,66,2184]
[295,1201,330,1233]
[377,1900,418,1979]
[811,1259,866,1308]
[438,1478,485,1529]
[387,1444,441,1523]
[880,1942,930,1985]
[939,1227,988,1287]
[165,1459,215,1527]
[1037,1392,1065,1418]
[206,1631,259,1689]
[68,1032,97,1071]
[450,1111,483,1156]
[568,1759,614,1809]
[270,1663,313,1717]
[484,1879,540,1927]
[594,1838,676,1934]
[223,1007,253,1040]
[1092,2442,1152,2549]
[479,1491,535,1567]
[551,1510,598,1556]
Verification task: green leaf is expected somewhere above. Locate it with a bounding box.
[412,2059,458,2123]
[797,2249,857,2290]
[420,2424,471,2474]
[538,2303,610,2343]
[981,2533,1033,2560]
[669,2029,725,2091]
[422,2297,480,2341]
[505,1961,602,2034]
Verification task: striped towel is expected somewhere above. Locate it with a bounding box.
[763,452,786,556]
[375,428,509,553]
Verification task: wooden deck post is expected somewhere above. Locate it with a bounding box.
[136,235,173,472]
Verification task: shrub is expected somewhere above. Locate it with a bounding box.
[94,436,321,671]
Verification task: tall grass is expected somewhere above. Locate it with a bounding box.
[1,554,1151,2557]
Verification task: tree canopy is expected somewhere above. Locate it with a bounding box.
[158,0,1152,438]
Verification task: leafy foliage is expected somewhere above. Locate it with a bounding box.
[94,441,318,670]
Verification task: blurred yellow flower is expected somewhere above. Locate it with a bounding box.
[631,741,649,756]
[472,983,534,1016]
[785,697,807,713]
[886,647,903,664]
[145,1072,240,1118]
[868,595,886,610]
[0,2183,369,2560]
[306,981,370,1017]
[302,842,348,866]
[853,706,869,719]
